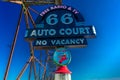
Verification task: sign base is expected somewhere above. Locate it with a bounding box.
[54,73,71,80]
[55,66,71,74]
[54,66,71,80]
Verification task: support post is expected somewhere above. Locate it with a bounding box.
[16,57,32,80]
[4,7,23,80]
[28,62,32,80]
[33,58,37,80]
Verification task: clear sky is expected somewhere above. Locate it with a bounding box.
[0,0,120,80]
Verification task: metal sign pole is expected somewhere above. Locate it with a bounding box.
[4,7,23,80]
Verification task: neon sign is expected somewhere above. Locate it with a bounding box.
[25,5,96,49]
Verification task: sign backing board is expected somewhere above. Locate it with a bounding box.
[24,5,96,49]
[25,26,96,40]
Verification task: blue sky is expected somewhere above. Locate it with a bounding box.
[0,0,120,80]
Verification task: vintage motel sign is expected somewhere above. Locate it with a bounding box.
[25,5,96,49]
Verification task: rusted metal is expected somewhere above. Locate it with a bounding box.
[3,0,63,80]
[23,1,55,6]
[28,7,39,15]
[24,8,30,28]
[38,51,42,80]
[28,62,32,80]
[16,57,33,80]
[34,57,45,68]
[5,0,55,5]
[29,41,37,80]
[25,9,37,78]
[4,7,23,80]
[33,58,37,80]
[42,50,49,80]
[27,9,36,28]
[55,0,62,5]
[9,1,23,4]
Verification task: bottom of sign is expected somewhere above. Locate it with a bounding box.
[34,45,87,50]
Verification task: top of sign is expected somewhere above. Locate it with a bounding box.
[39,5,81,16]
[35,5,85,28]
[3,0,55,5]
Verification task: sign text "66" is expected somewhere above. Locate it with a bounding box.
[46,13,74,25]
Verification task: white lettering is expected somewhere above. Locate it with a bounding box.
[79,28,85,34]
[36,40,47,46]
[73,28,79,35]
[51,40,56,45]
[76,39,80,44]
[49,29,56,36]
[38,30,43,36]
[67,7,72,11]
[50,5,67,10]
[70,39,76,44]
[28,27,91,38]
[50,38,85,45]
[30,30,37,37]
[65,28,72,35]
[56,40,61,45]
[79,39,84,44]
[59,29,65,35]
[61,40,65,44]
[25,30,28,37]
[85,27,90,34]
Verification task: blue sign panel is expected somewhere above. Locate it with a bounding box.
[34,37,87,47]
[25,26,96,40]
